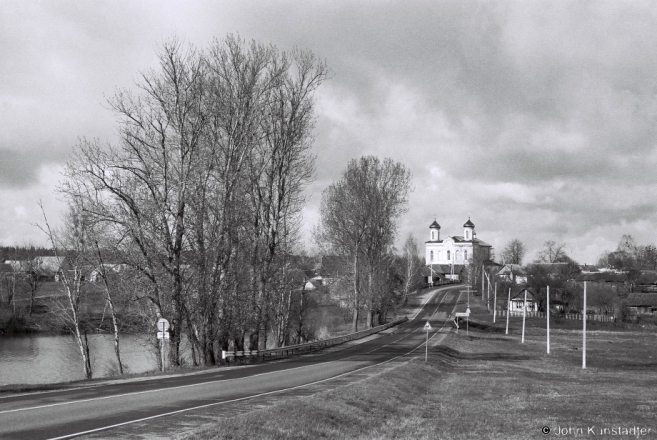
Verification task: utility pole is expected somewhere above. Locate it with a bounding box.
[547,285,550,354]
[493,282,497,323]
[506,288,511,335]
[583,282,587,369]
[521,289,527,344]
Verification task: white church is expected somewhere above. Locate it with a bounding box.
[424,217,492,283]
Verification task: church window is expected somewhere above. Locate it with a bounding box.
[455,250,460,261]
[447,250,451,260]
[430,251,434,261]
[464,250,468,260]
[431,231,435,240]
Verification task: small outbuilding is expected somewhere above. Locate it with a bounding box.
[625,293,657,316]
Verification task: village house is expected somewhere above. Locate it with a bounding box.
[635,270,657,293]
[508,288,539,312]
[624,293,657,317]
[496,264,527,284]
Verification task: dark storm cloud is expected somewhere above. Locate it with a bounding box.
[2,0,657,261]
[0,149,61,188]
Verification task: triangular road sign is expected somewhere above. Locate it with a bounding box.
[423,322,432,331]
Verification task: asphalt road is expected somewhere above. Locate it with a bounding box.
[0,284,464,439]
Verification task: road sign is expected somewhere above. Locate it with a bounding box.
[157,318,170,332]
[466,308,471,315]
[455,312,470,317]
[423,322,432,331]
[156,317,171,373]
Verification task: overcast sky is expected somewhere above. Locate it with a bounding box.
[2,1,657,264]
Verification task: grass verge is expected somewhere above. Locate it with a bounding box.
[179,323,657,440]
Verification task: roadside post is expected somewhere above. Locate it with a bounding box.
[506,288,511,335]
[521,289,527,344]
[157,317,170,372]
[423,321,432,362]
[583,282,587,369]
[547,285,550,354]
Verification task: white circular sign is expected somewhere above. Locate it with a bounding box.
[157,318,170,332]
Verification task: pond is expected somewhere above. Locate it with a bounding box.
[0,333,162,386]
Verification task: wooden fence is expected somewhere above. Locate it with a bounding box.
[495,310,615,322]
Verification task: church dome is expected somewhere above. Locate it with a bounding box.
[463,217,475,228]
[430,220,441,229]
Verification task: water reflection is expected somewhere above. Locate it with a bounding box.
[0,333,159,385]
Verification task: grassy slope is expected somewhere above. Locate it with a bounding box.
[180,301,657,440]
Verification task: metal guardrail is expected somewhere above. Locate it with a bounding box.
[222,316,409,363]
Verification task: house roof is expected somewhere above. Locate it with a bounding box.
[4,260,30,272]
[497,264,525,276]
[429,220,441,229]
[575,272,627,283]
[636,270,657,285]
[579,264,600,273]
[626,293,657,307]
[510,288,537,301]
[0,263,13,273]
[463,217,475,228]
[34,256,66,275]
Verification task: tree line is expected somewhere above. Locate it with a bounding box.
[50,35,328,373]
[495,234,657,317]
[4,35,423,380]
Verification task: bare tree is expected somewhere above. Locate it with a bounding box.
[315,156,412,331]
[61,35,326,366]
[90,235,124,375]
[401,234,422,305]
[1,267,16,309]
[502,239,526,265]
[39,203,94,379]
[535,240,568,263]
[23,258,44,316]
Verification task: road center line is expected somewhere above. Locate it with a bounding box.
[4,286,452,433]
[47,326,440,440]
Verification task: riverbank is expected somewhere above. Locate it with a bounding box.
[0,287,433,391]
[0,304,146,334]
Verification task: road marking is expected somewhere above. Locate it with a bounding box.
[49,293,455,440]
[0,351,376,416]
[46,331,437,440]
[5,288,450,439]
[410,286,448,320]
[0,384,101,400]
[429,290,452,320]
[2,290,444,416]
[408,287,461,355]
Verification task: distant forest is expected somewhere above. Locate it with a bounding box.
[0,246,56,262]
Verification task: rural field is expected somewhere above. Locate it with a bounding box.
[178,297,657,440]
